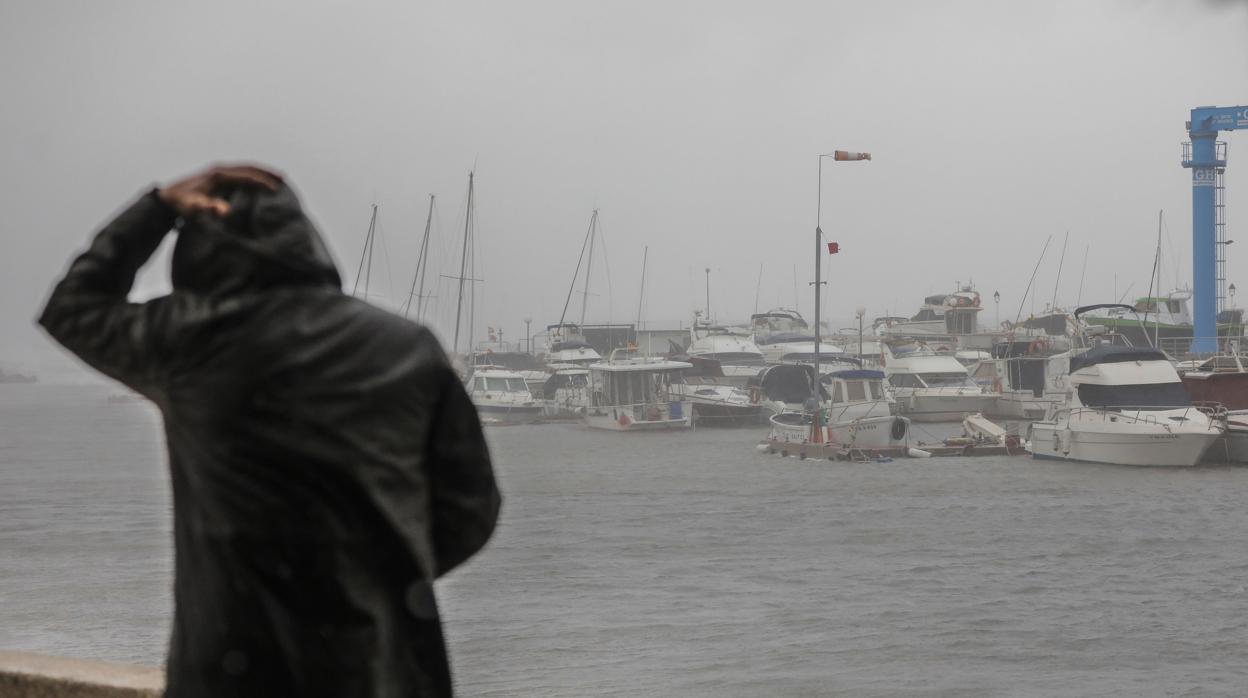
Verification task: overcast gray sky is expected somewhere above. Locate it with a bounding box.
[2,0,1246,375]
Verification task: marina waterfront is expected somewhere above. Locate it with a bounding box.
[3,384,1248,696]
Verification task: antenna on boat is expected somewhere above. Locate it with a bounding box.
[1014,235,1052,326]
[1050,230,1069,312]
[1140,210,1164,349]
[1075,244,1090,307]
[753,263,763,315]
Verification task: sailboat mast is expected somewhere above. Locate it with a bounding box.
[580,209,598,327]
[405,194,436,319]
[452,172,474,354]
[352,205,378,298]
[636,245,648,329]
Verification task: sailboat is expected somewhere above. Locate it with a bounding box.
[546,209,606,367]
[450,172,541,424]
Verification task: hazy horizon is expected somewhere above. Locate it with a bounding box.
[3,0,1246,377]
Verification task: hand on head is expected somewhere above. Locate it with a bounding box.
[158,164,283,217]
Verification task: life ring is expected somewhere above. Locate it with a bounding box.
[1028,337,1048,354]
[618,414,631,427]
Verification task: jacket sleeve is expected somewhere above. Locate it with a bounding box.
[37,190,182,394]
[426,366,501,578]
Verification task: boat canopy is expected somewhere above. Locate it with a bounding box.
[1069,345,1168,373]
[751,364,828,403]
[1074,303,1135,319]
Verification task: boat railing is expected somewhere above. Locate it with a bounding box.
[1059,404,1222,427]
[1157,336,1244,361]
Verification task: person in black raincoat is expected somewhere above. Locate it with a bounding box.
[38,164,501,697]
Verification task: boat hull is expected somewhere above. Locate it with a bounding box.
[1181,371,1248,411]
[769,413,911,450]
[691,402,766,427]
[992,391,1060,420]
[895,391,998,422]
[1028,417,1221,467]
[583,402,694,431]
[474,403,544,425]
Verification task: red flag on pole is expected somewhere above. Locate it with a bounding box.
[827,242,840,254]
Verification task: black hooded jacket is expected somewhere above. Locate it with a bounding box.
[38,185,500,697]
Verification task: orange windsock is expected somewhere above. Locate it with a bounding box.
[833,150,871,161]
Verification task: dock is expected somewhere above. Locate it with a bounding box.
[757,437,1025,461]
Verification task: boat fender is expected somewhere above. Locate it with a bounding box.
[755,443,770,453]
[992,377,1003,394]
[890,418,908,441]
[907,447,932,458]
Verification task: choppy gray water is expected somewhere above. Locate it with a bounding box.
[2,384,1247,696]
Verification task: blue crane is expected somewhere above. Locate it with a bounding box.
[1182,105,1248,353]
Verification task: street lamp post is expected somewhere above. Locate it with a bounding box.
[813,150,871,443]
[993,290,1000,329]
[705,267,712,321]
[855,306,867,361]
[524,317,533,354]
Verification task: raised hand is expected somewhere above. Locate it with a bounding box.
[157,164,283,217]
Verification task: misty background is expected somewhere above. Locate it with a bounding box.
[2,0,1246,379]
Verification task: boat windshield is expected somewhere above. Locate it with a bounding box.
[918,372,977,388]
[828,379,882,402]
[1077,382,1191,409]
[484,377,528,392]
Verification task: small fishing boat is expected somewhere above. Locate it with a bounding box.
[467,366,544,425]
[583,350,693,431]
[768,411,911,451]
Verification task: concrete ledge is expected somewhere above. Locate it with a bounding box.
[0,651,163,698]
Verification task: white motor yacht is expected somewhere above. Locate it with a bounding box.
[885,347,997,421]
[540,363,591,419]
[471,350,546,396]
[584,351,694,431]
[686,320,766,387]
[668,377,763,427]
[467,366,544,424]
[543,323,603,367]
[1027,345,1223,466]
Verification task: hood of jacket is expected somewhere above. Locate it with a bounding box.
[172,183,342,297]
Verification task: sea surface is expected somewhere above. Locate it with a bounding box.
[2,384,1247,696]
